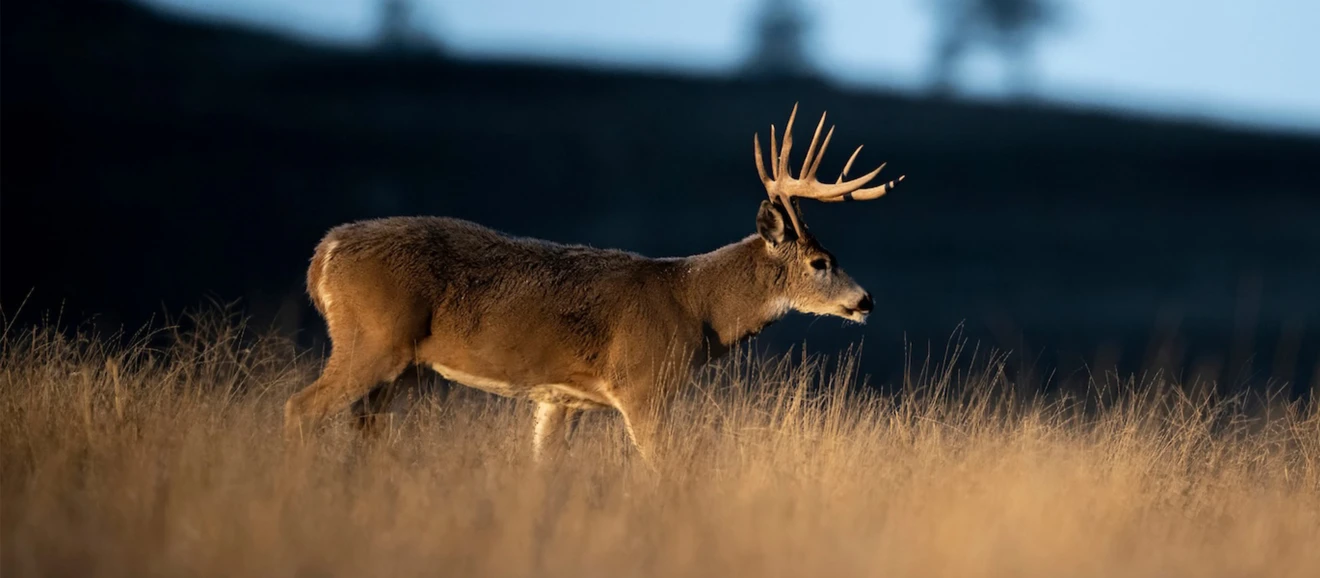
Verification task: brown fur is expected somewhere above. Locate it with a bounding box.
[305,243,332,318]
[284,202,872,464]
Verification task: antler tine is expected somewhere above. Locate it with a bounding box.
[806,125,835,181]
[753,133,772,189]
[768,124,779,179]
[776,103,798,181]
[780,196,807,239]
[818,174,906,203]
[829,147,906,201]
[836,145,864,184]
[755,119,805,237]
[798,111,828,181]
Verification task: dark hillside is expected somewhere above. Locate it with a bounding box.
[5,0,1319,393]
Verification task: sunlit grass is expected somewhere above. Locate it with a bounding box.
[2,310,1317,577]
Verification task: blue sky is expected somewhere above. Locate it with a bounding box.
[145,0,1320,132]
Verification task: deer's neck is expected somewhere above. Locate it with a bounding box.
[681,236,788,351]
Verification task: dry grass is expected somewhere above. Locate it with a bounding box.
[2,312,1318,578]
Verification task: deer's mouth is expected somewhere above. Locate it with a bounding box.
[838,306,868,324]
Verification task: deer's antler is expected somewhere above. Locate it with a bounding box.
[753,103,905,239]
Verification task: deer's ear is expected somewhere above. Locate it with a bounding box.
[756,200,794,246]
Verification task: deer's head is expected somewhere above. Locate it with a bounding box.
[752,104,905,324]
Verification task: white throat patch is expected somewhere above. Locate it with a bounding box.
[765,297,792,319]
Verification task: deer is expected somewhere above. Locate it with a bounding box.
[283,104,904,465]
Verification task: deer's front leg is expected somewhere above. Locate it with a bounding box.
[605,375,677,471]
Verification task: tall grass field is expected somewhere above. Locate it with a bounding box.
[3,312,1317,577]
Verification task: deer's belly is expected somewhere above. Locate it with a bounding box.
[429,363,612,410]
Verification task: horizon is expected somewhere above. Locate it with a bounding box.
[142,0,1320,135]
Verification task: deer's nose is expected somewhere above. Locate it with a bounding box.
[856,292,873,313]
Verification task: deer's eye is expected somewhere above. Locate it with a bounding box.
[810,258,829,271]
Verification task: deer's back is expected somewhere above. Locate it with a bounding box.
[312,216,685,347]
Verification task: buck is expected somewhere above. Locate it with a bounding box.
[283,104,904,463]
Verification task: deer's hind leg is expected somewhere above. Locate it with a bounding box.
[350,364,425,439]
[284,315,422,444]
